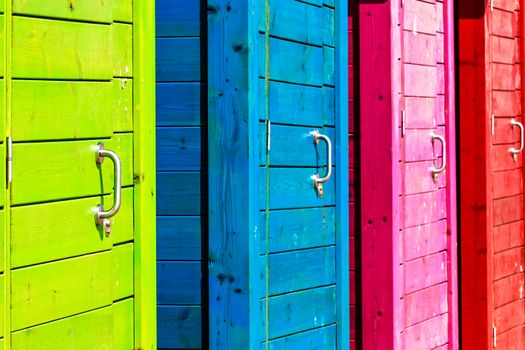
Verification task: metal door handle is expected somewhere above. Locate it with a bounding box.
[310,130,332,197]
[95,142,122,236]
[509,118,524,161]
[430,132,446,181]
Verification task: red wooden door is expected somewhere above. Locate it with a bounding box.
[459,0,525,347]
[359,0,458,348]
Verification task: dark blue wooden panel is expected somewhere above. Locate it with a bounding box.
[259,123,335,167]
[156,0,200,37]
[258,36,323,86]
[258,0,323,46]
[157,172,201,215]
[157,82,202,127]
[158,261,202,304]
[156,37,201,82]
[157,127,201,171]
[260,207,336,253]
[263,246,336,295]
[260,167,336,210]
[157,216,201,260]
[158,305,202,349]
[261,286,336,339]
[263,325,336,349]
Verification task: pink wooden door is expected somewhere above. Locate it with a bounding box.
[359,0,458,348]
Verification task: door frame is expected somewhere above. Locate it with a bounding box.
[133,1,157,348]
[207,0,349,348]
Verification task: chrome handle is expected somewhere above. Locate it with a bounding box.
[310,130,333,197]
[95,142,122,236]
[430,132,446,181]
[509,118,524,161]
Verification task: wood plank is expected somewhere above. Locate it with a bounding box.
[403,31,436,66]
[493,220,524,253]
[157,127,201,171]
[260,207,335,253]
[257,80,334,126]
[113,243,134,301]
[113,78,133,132]
[113,298,134,349]
[11,188,133,268]
[323,6,335,47]
[404,189,447,228]
[493,247,525,280]
[156,0,199,37]
[404,97,436,129]
[261,167,335,210]
[494,273,524,308]
[404,129,436,162]
[495,325,525,349]
[493,195,523,226]
[493,169,523,199]
[156,37,201,82]
[258,0,323,46]
[404,313,448,349]
[492,35,516,64]
[404,161,445,195]
[263,325,336,349]
[493,117,521,144]
[494,299,525,334]
[11,305,113,349]
[12,134,133,205]
[404,220,447,261]
[157,216,201,261]
[157,261,201,304]
[493,144,523,172]
[265,246,336,296]
[404,252,448,294]
[11,251,113,330]
[113,0,133,23]
[405,283,448,327]
[12,17,112,79]
[113,23,133,78]
[493,92,521,117]
[403,0,437,35]
[259,36,324,86]
[156,82,202,127]
[261,124,334,167]
[404,64,437,97]
[13,0,112,23]
[158,305,201,349]
[262,286,336,340]
[12,80,112,141]
[324,46,335,86]
[157,172,201,215]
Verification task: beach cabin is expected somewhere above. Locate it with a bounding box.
[0,0,156,349]
[459,0,525,347]
[358,0,458,348]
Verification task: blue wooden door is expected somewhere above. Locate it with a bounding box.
[208,0,349,348]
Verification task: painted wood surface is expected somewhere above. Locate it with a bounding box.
[208,0,348,348]
[0,1,157,348]
[156,1,205,349]
[360,0,457,348]
[459,0,525,348]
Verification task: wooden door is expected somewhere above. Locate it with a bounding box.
[207,0,349,348]
[3,1,156,348]
[459,0,525,347]
[360,0,458,348]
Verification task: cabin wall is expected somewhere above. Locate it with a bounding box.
[155,1,206,349]
[348,1,360,349]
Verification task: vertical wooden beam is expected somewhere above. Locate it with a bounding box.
[444,0,459,348]
[133,0,157,348]
[359,1,396,349]
[207,0,260,348]
[458,0,492,348]
[336,0,350,349]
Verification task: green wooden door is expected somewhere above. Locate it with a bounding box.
[0,1,156,349]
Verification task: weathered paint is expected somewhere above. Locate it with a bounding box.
[359,0,457,348]
[208,0,348,348]
[0,0,156,348]
[459,0,525,347]
[155,1,206,349]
